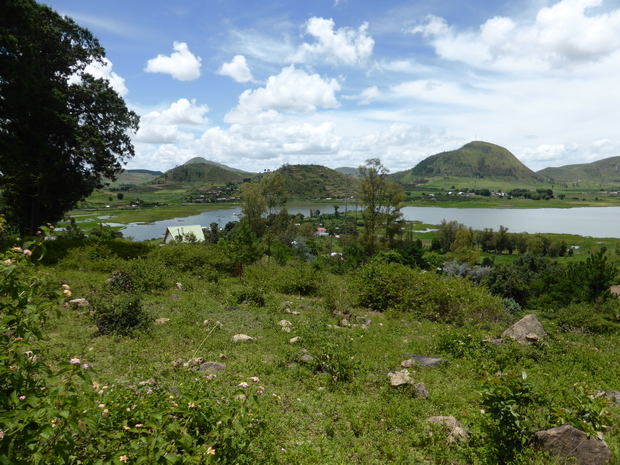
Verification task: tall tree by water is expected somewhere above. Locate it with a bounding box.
[0,0,139,234]
[358,158,405,255]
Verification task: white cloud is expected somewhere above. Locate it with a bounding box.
[134,98,209,144]
[342,86,381,104]
[217,55,254,83]
[226,65,340,120]
[410,0,620,69]
[68,58,128,96]
[144,42,202,81]
[291,17,374,66]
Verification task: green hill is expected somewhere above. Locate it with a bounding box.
[537,156,620,185]
[391,141,542,185]
[276,164,359,198]
[183,157,254,176]
[154,163,247,185]
[108,169,163,188]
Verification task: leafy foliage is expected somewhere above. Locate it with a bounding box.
[0,0,139,234]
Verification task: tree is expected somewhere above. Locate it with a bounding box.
[0,0,139,234]
[358,158,405,255]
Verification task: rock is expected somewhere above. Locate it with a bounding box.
[155,318,170,324]
[289,336,302,344]
[388,369,413,387]
[280,301,293,307]
[227,306,241,311]
[401,359,417,368]
[183,357,205,368]
[279,320,292,327]
[203,319,223,329]
[414,382,429,398]
[69,298,89,307]
[219,353,227,359]
[301,354,314,362]
[502,314,547,345]
[426,416,469,443]
[404,354,449,367]
[232,334,254,343]
[176,283,185,291]
[169,294,180,301]
[291,311,301,315]
[281,327,291,333]
[139,378,156,386]
[534,425,611,465]
[172,358,183,367]
[199,362,226,372]
[594,390,620,403]
[341,319,349,326]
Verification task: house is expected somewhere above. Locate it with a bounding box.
[316,227,329,236]
[164,225,205,244]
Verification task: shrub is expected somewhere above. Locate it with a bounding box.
[90,292,153,336]
[352,262,506,324]
[275,263,322,296]
[550,302,618,334]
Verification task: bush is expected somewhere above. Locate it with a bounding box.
[352,262,506,324]
[275,263,322,296]
[90,292,153,336]
[549,302,618,334]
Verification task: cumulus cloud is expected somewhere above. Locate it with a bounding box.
[145,42,202,81]
[134,98,209,144]
[342,86,381,104]
[409,0,620,69]
[226,65,340,122]
[217,55,254,82]
[291,17,374,65]
[68,58,128,96]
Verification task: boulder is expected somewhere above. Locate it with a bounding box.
[199,362,226,372]
[69,298,89,307]
[414,382,429,398]
[388,369,413,387]
[404,354,448,367]
[401,359,417,368]
[289,336,302,344]
[425,416,469,443]
[502,314,546,345]
[155,318,170,324]
[232,334,254,343]
[534,425,611,465]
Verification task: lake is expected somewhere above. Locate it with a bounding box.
[118,205,620,241]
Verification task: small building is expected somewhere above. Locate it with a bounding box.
[316,227,329,236]
[164,225,205,244]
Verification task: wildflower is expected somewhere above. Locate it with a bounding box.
[23,249,32,257]
[250,376,260,383]
[63,289,72,297]
[188,402,196,408]
[51,418,61,428]
[9,366,17,371]
[123,426,130,430]
[13,337,24,342]
[98,404,106,409]
[0,430,4,439]
[82,363,89,370]
[238,382,249,388]
[4,259,12,266]
[135,424,143,428]
[119,455,129,463]
[12,246,22,253]
[206,447,215,455]
[62,284,70,290]
[19,396,25,401]
[216,421,222,425]
[102,409,109,418]
[98,390,104,395]
[70,357,81,365]
[256,387,264,395]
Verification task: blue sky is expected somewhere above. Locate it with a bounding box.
[44,0,620,173]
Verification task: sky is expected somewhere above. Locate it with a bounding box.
[43,0,620,174]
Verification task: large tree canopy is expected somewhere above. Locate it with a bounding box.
[0,0,139,234]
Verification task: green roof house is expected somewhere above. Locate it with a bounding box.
[164,225,205,244]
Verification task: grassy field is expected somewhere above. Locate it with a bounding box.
[24,239,620,464]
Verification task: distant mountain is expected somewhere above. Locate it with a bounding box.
[391,141,542,184]
[537,156,620,184]
[153,163,248,185]
[276,164,359,198]
[109,169,163,187]
[183,157,254,175]
[334,167,359,176]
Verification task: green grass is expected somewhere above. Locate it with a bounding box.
[28,242,620,464]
